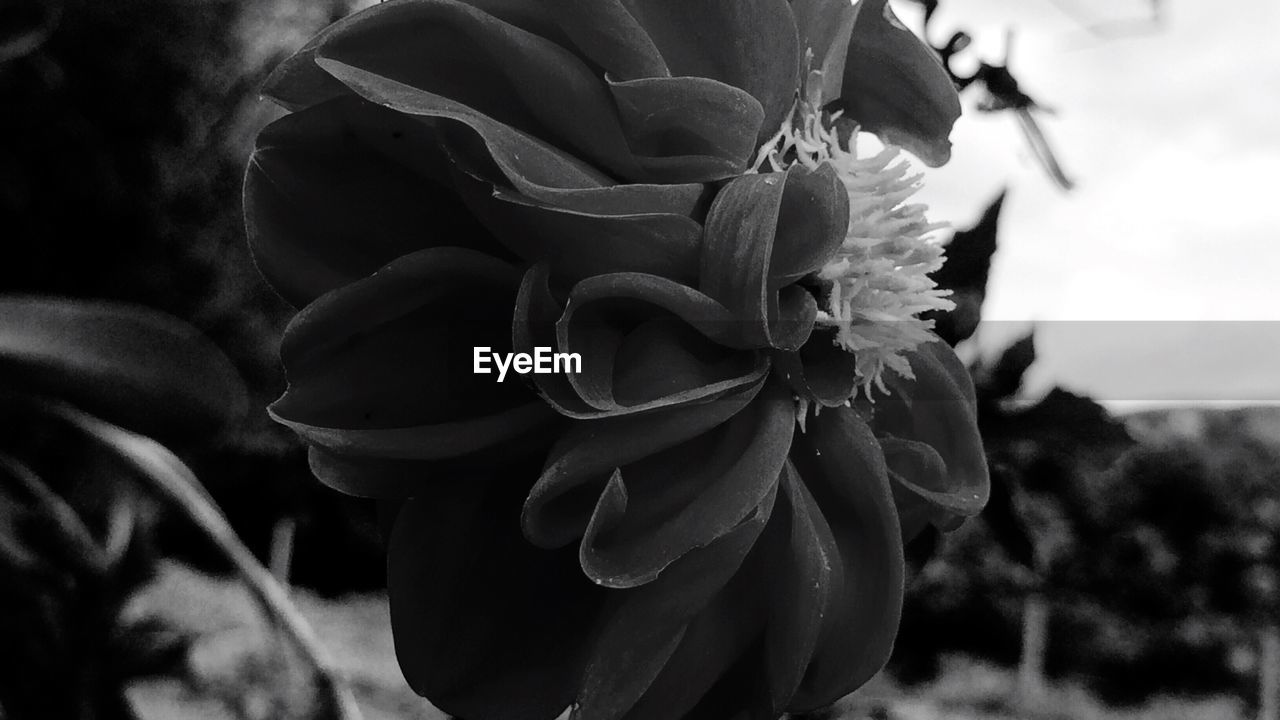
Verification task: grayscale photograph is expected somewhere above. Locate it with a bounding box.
[1,0,1277,718]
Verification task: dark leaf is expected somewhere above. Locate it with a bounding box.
[0,297,246,440]
[928,189,1005,346]
[984,328,1036,400]
[0,0,60,64]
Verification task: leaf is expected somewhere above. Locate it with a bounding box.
[991,388,1135,457]
[0,0,61,64]
[0,452,107,580]
[0,296,246,440]
[984,328,1036,400]
[39,401,365,719]
[929,189,1005,346]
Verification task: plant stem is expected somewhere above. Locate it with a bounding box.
[1018,591,1050,708]
[1260,623,1280,720]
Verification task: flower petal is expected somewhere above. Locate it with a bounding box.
[759,462,839,712]
[302,420,562,498]
[449,168,706,284]
[270,248,540,464]
[388,476,602,720]
[875,340,989,526]
[573,483,776,720]
[831,0,961,167]
[774,329,861,407]
[700,165,847,349]
[788,405,905,710]
[309,0,767,183]
[607,75,764,181]
[558,273,747,349]
[789,0,861,102]
[621,0,801,142]
[555,274,770,416]
[523,377,765,549]
[262,0,573,111]
[313,0,649,177]
[615,579,765,720]
[540,0,669,80]
[578,380,794,587]
[244,96,505,306]
[317,56,614,192]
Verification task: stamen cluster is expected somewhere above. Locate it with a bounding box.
[755,103,955,398]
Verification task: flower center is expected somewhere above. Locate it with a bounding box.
[753,102,955,399]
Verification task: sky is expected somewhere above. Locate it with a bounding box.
[894,0,1280,410]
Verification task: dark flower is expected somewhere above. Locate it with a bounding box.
[246,0,986,718]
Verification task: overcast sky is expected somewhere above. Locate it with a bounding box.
[899,0,1280,409]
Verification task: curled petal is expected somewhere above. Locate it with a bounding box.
[559,273,748,349]
[303,420,561,498]
[700,165,848,349]
[318,56,614,192]
[513,264,592,416]
[245,96,505,306]
[789,0,861,103]
[304,0,772,183]
[579,380,794,587]
[607,75,764,181]
[270,248,541,470]
[573,483,776,720]
[556,273,771,415]
[450,168,706,284]
[313,0,646,177]
[788,406,904,710]
[830,0,961,167]
[260,0,576,110]
[619,0,801,142]
[541,0,669,80]
[523,377,764,549]
[875,340,990,531]
[773,328,861,407]
[614,576,765,720]
[759,463,839,712]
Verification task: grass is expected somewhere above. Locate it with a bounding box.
[123,562,1248,720]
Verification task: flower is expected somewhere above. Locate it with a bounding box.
[245,1,988,718]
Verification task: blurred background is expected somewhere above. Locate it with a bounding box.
[0,0,1277,718]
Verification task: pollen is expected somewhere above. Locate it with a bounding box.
[754,102,955,399]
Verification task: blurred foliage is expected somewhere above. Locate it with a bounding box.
[0,429,191,720]
[0,0,384,594]
[0,296,251,719]
[895,188,1280,706]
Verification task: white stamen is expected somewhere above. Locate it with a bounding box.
[756,102,955,400]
